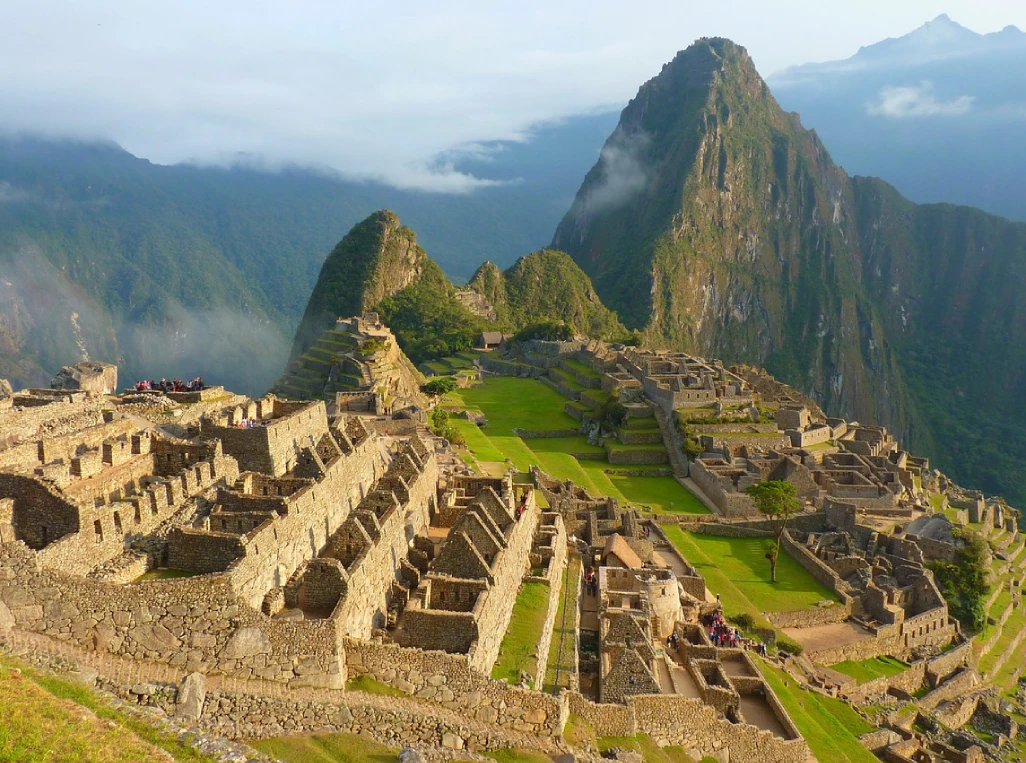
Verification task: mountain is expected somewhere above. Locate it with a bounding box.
[769,15,1026,220]
[0,115,617,393]
[285,212,626,378]
[288,211,432,361]
[553,37,1026,506]
[467,250,627,340]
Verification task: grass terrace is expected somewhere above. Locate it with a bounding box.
[757,659,878,763]
[663,527,840,616]
[446,377,709,515]
[544,556,582,693]
[491,581,552,687]
[830,656,909,683]
[252,733,397,762]
[0,655,219,763]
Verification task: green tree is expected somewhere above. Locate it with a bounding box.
[929,528,989,631]
[422,376,459,396]
[745,480,800,583]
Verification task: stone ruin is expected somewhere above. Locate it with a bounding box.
[51,360,118,395]
[0,363,819,762]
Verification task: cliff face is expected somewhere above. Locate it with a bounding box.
[467,250,626,339]
[289,210,428,361]
[553,37,1026,504]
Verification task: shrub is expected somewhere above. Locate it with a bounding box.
[422,376,459,396]
[513,321,574,342]
[728,613,756,631]
[777,638,804,657]
[929,527,989,631]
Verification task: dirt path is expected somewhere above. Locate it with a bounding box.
[783,620,874,655]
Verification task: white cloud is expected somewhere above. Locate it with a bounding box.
[577,128,651,216]
[867,81,974,117]
[0,182,32,204]
[0,2,1021,190]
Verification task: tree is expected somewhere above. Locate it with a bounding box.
[745,480,800,583]
[422,376,459,396]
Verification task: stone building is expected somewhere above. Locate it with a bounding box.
[396,474,541,673]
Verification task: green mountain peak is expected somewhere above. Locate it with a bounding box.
[289,210,428,361]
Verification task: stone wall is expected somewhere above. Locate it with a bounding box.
[530,520,567,687]
[780,530,852,603]
[0,541,345,688]
[329,444,438,637]
[689,460,756,516]
[767,603,851,629]
[843,660,927,704]
[917,667,980,711]
[926,641,971,686]
[173,432,382,609]
[344,639,566,736]
[468,496,541,672]
[201,400,328,477]
[566,692,807,763]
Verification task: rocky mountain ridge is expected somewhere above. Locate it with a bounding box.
[553,37,1026,505]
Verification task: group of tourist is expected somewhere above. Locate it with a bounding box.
[134,377,205,393]
[514,492,528,520]
[703,611,745,649]
[584,569,598,597]
[238,418,269,429]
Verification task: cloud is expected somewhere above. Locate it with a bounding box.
[576,128,650,216]
[867,82,974,117]
[0,182,32,204]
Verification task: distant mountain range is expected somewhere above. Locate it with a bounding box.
[769,14,1026,220]
[0,113,616,393]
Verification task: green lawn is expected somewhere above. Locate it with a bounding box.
[449,418,505,462]
[830,656,909,683]
[454,377,579,435]
[607,473,708,515]
[449,377,710,516]
[663,527,839,614]
[560,358,603,380]
[544,556,581,693]
[757,659,878,763]
[491,581,552,687]
[2,656,219,763]
[528,435,606,456]
[252,733,396,763]
[596,734,699,763]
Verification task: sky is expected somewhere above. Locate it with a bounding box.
[1,1,1024,191]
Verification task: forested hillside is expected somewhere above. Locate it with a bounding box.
[0,115,616,393]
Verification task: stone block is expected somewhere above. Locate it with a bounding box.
[222,627,271,659]
[129,622,181,652]
[175,672,206,721]
[0,600,14,633]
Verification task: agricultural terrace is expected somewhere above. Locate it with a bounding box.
[662,526,839,618]
[757,659,878,763]
[491,581,552,687]
[445,376,709,515]
[829,656,908,683]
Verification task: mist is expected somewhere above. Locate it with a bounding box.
[121,308,291,398]
[575,128,651,218]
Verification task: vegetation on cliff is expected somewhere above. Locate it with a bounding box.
[468,250,626,340]
[286,219,628,371]
[553,37,1026,506]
